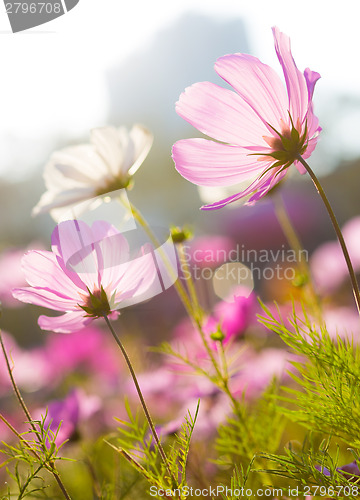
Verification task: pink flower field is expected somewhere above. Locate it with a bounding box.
[1,17,360,500]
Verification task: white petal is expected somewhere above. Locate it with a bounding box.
[127,125,153,176]
[90,127,125,178]
[32,187,95,217]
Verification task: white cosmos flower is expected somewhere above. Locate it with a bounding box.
[33,125,153,221]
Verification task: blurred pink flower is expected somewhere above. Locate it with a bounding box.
[0,244,43,307]
[310,216,360,294]
[0,332,51,394]
[323,306,360,339]
[343,216,360,269]
[230,348,293,399]
[42,389,101,446]
[126,367,181,416]
[205,291,256,344]
[45,327,122,384]
[310,241,346,293]
[156,394,231,441]
[0,249,27,307]
[187,235,234,268]
[172,27,320,209]
[316,460,360,481]
[13,220,156,333]
[171,317,210,365]
[32,125,153,221]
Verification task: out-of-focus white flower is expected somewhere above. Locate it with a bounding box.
[33,125,153,221]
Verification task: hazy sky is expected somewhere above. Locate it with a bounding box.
[0,0,359,178]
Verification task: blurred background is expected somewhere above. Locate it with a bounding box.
[1,0,360,341]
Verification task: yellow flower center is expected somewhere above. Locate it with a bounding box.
[262,118,309,170]
[96,175,132,197]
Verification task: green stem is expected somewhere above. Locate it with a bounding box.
[19,464,43,500]
[0,332,72,500]
[102,315,177,486]
[218,342,229,384]
[177,242,203,323]
[0,333,34,430]
[0,413,41,460]
[297,155,360,316]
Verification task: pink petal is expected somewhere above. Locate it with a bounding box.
[272,27,309,123]
[38,311,93,334]
[52,220,101,290]
[114,251,159,306]
[304,68,321,103]
[294,160,307,175]
[52,220,94,263]
[247,168,287,204]
[172,138,268,187]
[214,53,288,129]
[176,82,268,146]
[94,234,130,290]
[90,221,130,289]
[12,287,79,311]
[300,136,319,161]
[20,250,82,298]
[90,220,124,241]
[305,104,321,138]
[201,169,285,210]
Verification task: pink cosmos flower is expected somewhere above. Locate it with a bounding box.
[172,27,321,209]
[205,289,256,344]
[12,220,157,333]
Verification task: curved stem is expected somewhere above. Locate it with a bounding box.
[0,333,72,500]
[177,242,203,323]
[297,154,360,316]
[218,342,229,383]
[0,333,34,427]
[102,315,177,486]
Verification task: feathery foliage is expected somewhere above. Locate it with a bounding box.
[216,382,285,465]
[258,302,360,447]
[107,399,199,499]
[0,413,71,499]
